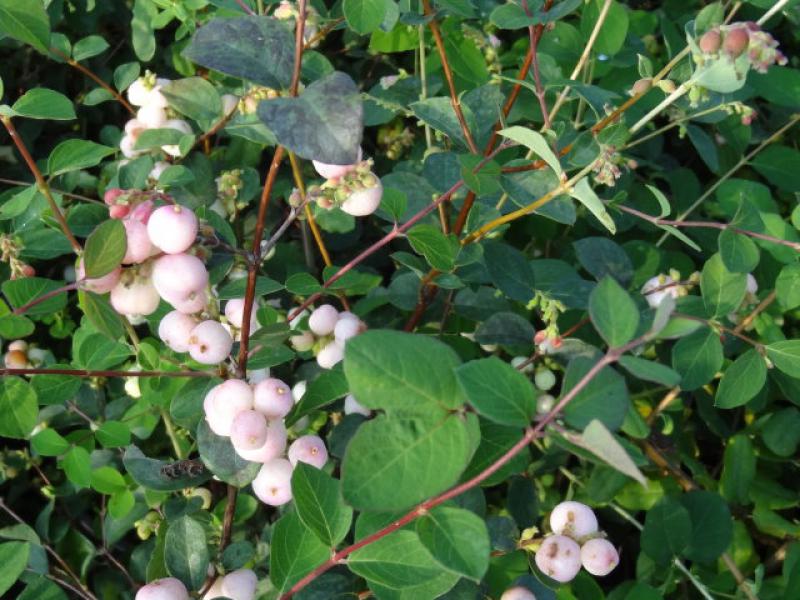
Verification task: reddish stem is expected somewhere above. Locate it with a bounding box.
[13,282,78,315]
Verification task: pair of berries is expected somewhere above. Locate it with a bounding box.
[135,570,257,600]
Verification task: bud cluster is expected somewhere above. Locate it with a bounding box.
[308,155,384,217]
[0,233,35,279]
[697,22,787,73]
[123,72,189,158]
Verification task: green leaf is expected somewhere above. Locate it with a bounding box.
[701,253,747,317]
[411,97,478,151]
[574,237,633,285]
[580,0,628,55]
[289,368,349,426]
[715,349,767,409]
[31,367,81,406]
[475,311,536,347]
[562,357,629,431]
[269,512,329,594]
[589,277,639,347]
[761,407,800,457]
[95,421,131,448]
[498,126,562,176]
[680,491,733,563]
[344,0,387,34]
[108,489,135,519]
[718,229,759,273]
[672,328,723,390]
[0,541,30,596]
[2,277,68,317]
[776,263,800,310]
[91,466,127,494]
[752,145,800,192]
[72,35,109,61]
[183,16,295,89]
[258,71,363,164]
[482,241,535,303]
[134,127,189,150]
[342,413,475,511]
[349,529,446,588]
[416,506,490,581]
[78,291,126,340]
[161,77,223,128]
[47,139,116,177]
[720,434,755,505]
[408,224,459,271]
[462,420,529,486]
[83,219,126,278]
[570,178,617,234]
[344,330,465,415]
[0,0,50,54]
[11,88,75,120]
[581,419,646,485]
[122,445,211,491]
[640,498,692,564]
[618,356,681,387]
[766,340,800,377]
[196,420,260,486]
[62,446,92,488]
[291,463,353,546]
[31,429,70,456]
[455,357,537,427]
[0,376,38,439]
[165,515,209,590]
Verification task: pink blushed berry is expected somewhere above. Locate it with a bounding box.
[225,298,258,331]
[534,535,582,583]
[341,182,383,217]
[135,577,190,600]
[188,320,233,365]
[76,259,121,295]
[221,569,258,600]
[152,254,209,304]
[580,538,619,576]
[147,205,199,255]
[316,340,344,369]
[287,434,328,469]
[549,501,599,539]
[230,409,269,451]
[122,219,154,264]
[253,378,293,419]
[252,458,294,506]
[158,310,198,353]
[204,379,254,437]
[110,273,161,316]
[235,419,287,463]
[500,587,537,600]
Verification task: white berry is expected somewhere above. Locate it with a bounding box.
[204,380,253,437]
[152,254,209,305]
[76,258,121,294]
[549,501,598,539]
[334,314,363,343]
[230,409,269,451]
[235,419,287,463]
[500,587,537,600]
[580,538,619,576]
[137,104,167,129]
[224,298,258,331]
[641,275,679,309]
[341,182,382,217]
[316,340,344,369]
[110,274,160,316]
[122,218,153,264]
[534,535,581,583]
[308,304,339,336]
[221,569,258,600]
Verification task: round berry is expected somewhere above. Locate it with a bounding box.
[253,378,293,419]
[235,419,287,463]
[152,254,209,302]
[8,340,28,353]
[252,458,294,506]
[334,314,363,343]
[104,188,125,206]
[534,535,582,583]
[288,435,328,469]
[77,258,121,295]
[111,274,161,316]
[135,577,190,600]
[580,538,619,576]
[119,135,141,159]
[723,27,749,57]
[344,394,371,417]
[221,569,258,600]
[746,273,758,295]
[204,380,254,437]
[4,349,29,368]
[641,275,679,309]
[122,219,154,264]
[225,298,258,331]
[188,320,233,365]
[202,577,226,600]
[230,410,269,451]
[699,29,722,53]
[500,586,537,600]
[536,394,555,415]
[341,182,383,217]
[130,199,155,224]
[312,149,362,179]
[168,290,208,315]
[549,501,598,539]
[290,330,315,352]
[308,304,339,336]
[137,104,167,129]
[317,340,344,369]
[158,310,198,353]
[127,79,151,107]
[534,368,556,391]
[147,205,199,255]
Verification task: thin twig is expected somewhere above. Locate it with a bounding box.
[1,117,82,253]
[0,178,103,204]
[0,367,214,378]
[734,290,776,334]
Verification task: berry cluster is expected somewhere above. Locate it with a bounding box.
[534,501,619,583]
[202,375,328,506]
[3,340,46,369]
[290,303,366,369]
[698,22,787,73]
[307,154,384,217]
[135,570,258,600]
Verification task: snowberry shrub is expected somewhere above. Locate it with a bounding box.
[0,1,798,599]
